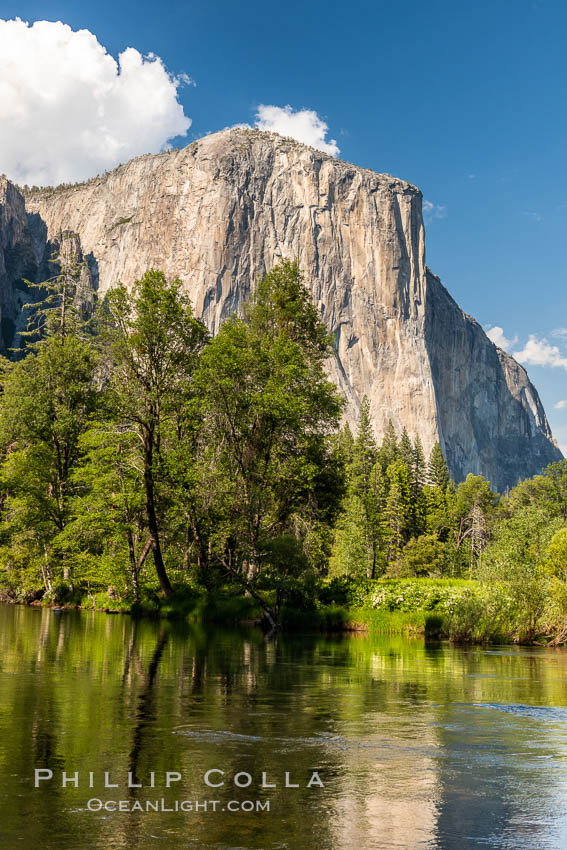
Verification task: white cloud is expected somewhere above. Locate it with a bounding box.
[423,199,447,221]
[486,325,518,352]
[254,105,339,156]
[0,19,191,186]
[554,400,567,409]
[513,335,567,370]
[551,328,567,341]
[488,326,567,371]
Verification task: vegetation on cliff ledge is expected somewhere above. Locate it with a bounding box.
[0,256,566,643]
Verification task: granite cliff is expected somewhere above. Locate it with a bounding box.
[0,127,561,489]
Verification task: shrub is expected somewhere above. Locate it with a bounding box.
[360,579,473,613]
[388,534,447,577]
[443,585,515,643]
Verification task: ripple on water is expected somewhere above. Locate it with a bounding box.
[461,702,567,721]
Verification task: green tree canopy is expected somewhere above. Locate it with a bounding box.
[101,270,208,597]
[193,259,343,624]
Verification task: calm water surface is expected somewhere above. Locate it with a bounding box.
[1,604,567,849]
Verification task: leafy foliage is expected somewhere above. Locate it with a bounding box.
[1,258,567,641]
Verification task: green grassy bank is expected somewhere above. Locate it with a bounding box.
[2,574,563,645]
[0,577,472,639]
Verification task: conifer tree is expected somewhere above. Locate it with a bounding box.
[425,484,450,540]
[351,399,386,577]
[367,460,387,576]
[22,231,94,345]
[378,419,399,472]
[399,427,414,473]
[412,436,427,492]
[336,423,355,469]
[350,397,377,494]
[331,400,387,578]
[409,436,427,537]
[428,442,450,491]
[385,460,411,562]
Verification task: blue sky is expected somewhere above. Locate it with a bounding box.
[2,0,567,451]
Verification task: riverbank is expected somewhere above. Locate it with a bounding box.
[0,593,437,639]
[1,575,564,645]
[0,578,485,641]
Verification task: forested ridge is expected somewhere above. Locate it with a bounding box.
[1,253,567,643]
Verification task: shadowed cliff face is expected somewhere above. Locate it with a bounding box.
[0,179,96,353]
[424,270,561,488]
[0,127,562,489]
[0,178,39,353]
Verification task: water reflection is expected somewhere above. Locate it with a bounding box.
[1,605,567,848]
[129,628,169,787]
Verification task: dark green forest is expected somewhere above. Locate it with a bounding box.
[1,253,567,643]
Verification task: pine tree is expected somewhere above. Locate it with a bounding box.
[367,460,387,576]
[385,460,411,562]
[425,484,450,540]
[410,436,427,537]
[336,423,354,469]
[378,419,399,472]
[350,397,377,494]
[412,436,427,492]
[22,230,94,345]
[399,427,414,473]
[353,399,387,577]
[428,442,450,491]
[331,399,388,578]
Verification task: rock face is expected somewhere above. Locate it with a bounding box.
[0,127,561,489]
[0,178,38,353]
[424,270,561,486]
[0,182,96,351]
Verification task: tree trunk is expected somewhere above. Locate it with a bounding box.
[63,565,74,594]
[143,436,172,598]
[41,547,53,593]
[218,554,277,630]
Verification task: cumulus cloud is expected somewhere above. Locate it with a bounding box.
[513,336,567,371]
[486,325,518,352]
[423,199,447,221]
[254,105,339,156]
[554,400,567,410]
[0,18,191,186]
[487,325,567,371]
[551,328,567,341]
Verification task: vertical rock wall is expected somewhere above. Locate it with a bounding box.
[0,128,559,489]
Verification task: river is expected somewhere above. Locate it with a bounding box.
[1,603,567,849]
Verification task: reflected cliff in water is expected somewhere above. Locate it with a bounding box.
[1,604,567,849]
